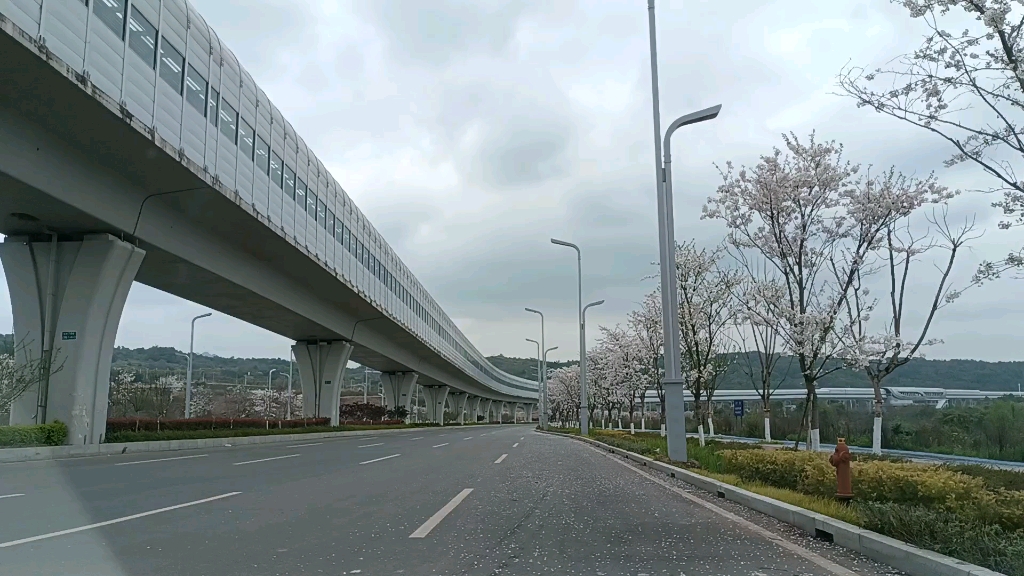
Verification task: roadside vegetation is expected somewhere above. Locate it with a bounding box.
[571,429,1024,575]
[0,421,68,447]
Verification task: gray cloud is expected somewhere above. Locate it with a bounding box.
[5,0,1020,365]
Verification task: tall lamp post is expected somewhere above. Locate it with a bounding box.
[646,0,722,462]
[544,345,557,423]
[581,299,604,432]
[525,307,549,429]
[267,368,277,418]
[551,238,588,433]
[286,350,294,420]
[186,312,213,419]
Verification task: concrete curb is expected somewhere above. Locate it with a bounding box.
[0,427,418,464]
[538,430,1003,576]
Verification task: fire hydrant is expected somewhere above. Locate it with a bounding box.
[829,438,853,501]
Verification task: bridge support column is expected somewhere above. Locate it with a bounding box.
[0,234,145,445]
[380,372,418,419]
[481,399,493,423]
[422,385,449,424]
[526,403,534,422]
[291,341,353,426]
[449,392,468,424]
[515,403,524,423]
[468,396,482,422]
[496,402,507,423]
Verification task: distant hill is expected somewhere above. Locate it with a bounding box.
[2,335,1019,391]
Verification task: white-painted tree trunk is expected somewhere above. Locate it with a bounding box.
[707,417,715,437]
[810,428,820,451]
[641,417,646,431]
[872,416,883,455]
[764,416,772,442]
[630,422,635,435]
[660,424,666,437]
[697,424,706,446]
[618,419,622,430]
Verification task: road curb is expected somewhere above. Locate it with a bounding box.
[0,427,417,463]
[537,429,1002,576]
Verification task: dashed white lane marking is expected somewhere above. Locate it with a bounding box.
[115,454,208,466]
[463,437,473,440]
[432,443,449,448]
[410,437,424,440]
[286,442,323,448]
[513,443,519,448]
[595,447,857,576]
[357,443,384,448]
[0,492,241,549]
[233,454,299,466]
[0,494,25,500]
[360,454,401,465]
[409,489,473,538]
[494,454,508,464]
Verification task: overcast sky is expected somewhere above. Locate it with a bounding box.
[2,0,1023,363]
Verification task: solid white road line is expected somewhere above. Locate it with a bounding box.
[596,447,858,576]
[0,494,25,500]
[357,443,384,448]
[0,492,241,549]
[409,489,474,538]
[114,454,208,466]
[233,454,299,466]
[432,443,449,448]
[513,443,519,448]
[360,454,401,465]
[286,442,323,448]
[494,454,508,464]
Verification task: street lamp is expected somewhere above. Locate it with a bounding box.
[525,307,549,429]
[646,0,722,462]
[581,299,604,433]
[186,312,213,418]
[526,337,542,421]
[551,238,588,433]
[282,371,293,420]
[175,352,190,410]
[268,368,277,418]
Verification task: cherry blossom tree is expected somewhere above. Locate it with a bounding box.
[547,365,581,427]
[838,0,1024,281]
[675,240,742,445]
[600,325,647,425]
[841,206,980,453]
[0,339,64,418]
[188,384,214,418]
[704,132,952,449]
[628,290,665,422]
[734,273,789,441]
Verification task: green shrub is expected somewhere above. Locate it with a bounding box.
[720,449,825,491]
[851,460,984,507]
[0,421,68,447]
[856,502,1024,576]
[944,463,1024,491]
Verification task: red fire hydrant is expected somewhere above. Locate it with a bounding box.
[829,438,853,501]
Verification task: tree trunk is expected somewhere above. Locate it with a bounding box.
[707,415,715,437]
[764,408,772,442]
[697,423,706,446]
[809,390,820,451]
[871,378,884,455]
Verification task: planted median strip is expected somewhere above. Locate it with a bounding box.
[563,428,1024,576]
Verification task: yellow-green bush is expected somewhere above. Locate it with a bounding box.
[720,448,1024,530]
[720,449,825,491]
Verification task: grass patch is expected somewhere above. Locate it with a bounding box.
[104,423,421,443]
[697,470,863,526]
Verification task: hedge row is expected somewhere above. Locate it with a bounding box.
[0,421,68,447]
[105,422,415,443]
[107,417,332,432]
[720,449,1024,530]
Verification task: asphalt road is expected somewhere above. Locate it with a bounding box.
[0,425,904,576]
